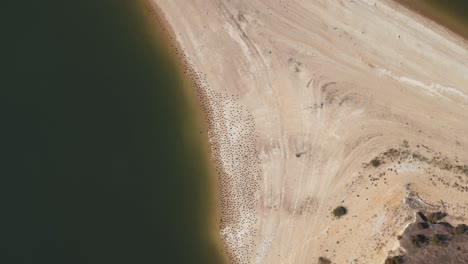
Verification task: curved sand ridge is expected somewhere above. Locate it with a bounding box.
[153,0,468,263]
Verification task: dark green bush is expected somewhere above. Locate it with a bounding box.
[332,206,347,218]
[426,212,447,223]
[429,235,443,246]
[417,222,429,230]
[384,255,404,264]
[318,256,332,264]
[371,159,382,167]
[454,224,468,235]
[410,234,428,248]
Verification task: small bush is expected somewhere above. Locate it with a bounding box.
[371,159,382,167]
[384,255,404,264]
[417,222,429,230]
[454,224,468,235]
[427,212,447,223]
[332,206,347,218]
[318,256,332,264]
[416,212,428,222]
[410,234,428,248]
[429,235,443,246]
[402,140,409,148]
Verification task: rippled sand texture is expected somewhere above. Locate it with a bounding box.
[153,0,468,263]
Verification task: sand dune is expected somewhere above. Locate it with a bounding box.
[153,0,468,263]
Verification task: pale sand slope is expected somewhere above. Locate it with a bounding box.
[154,0,468,263]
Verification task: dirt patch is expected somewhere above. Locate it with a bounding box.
[388,212,468,264]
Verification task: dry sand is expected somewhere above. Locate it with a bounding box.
[152,0,468,263]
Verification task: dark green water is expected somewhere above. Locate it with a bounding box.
[2,1,223,264]
[396,0,468,39]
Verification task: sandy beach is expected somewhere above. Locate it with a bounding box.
[151,0,468,263]
[144,1,230,261]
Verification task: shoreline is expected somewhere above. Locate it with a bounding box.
[142,1,229,262]
[392,0,468,42]
[150,0,468,263]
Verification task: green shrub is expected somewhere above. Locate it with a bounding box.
[384,255,404,264]
[454,224,468,235]
[429,235,443,246]
[426,212,447,223]
[410,234,428,248]
[417,222,429,230]
[318,256,332,264]
[332,206,347,218]
[371,159,382,167]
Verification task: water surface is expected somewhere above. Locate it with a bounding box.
[2,1,224,263]
[395,0,468,39]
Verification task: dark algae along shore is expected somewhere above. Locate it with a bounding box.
[2,1,225,264]
[395,0,468,40]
